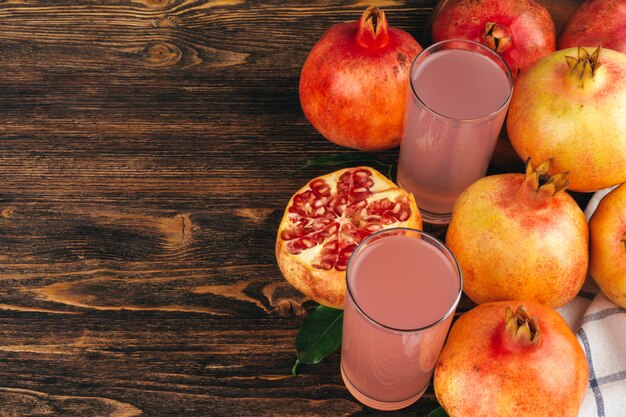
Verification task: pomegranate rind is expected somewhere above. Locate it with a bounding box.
[507,47,626,192]
[434,301,589,417]
[589,183,626,308]
[275,167,421,309]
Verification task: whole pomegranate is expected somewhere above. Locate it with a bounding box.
[589,183,626,308]
[431,0,555,78]
[434,301,589,417]
[559,0,626,54]
[446,159,588,308]
[507,47,626,192]
[299,7,422,151]
[275,167,421,308]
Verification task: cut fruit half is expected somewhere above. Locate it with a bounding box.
[276,166,422,309]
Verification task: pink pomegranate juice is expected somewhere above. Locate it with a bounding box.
[397,46,512,220]
[341,233,460,409]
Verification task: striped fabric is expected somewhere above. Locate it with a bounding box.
[556,187,625,417]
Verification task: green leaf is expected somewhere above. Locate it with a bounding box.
[428,407,450,417]
[294,152,394,180]
[292,305,343,375]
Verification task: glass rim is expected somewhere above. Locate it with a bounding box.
[408,38,514,123]
[345,227,463,333]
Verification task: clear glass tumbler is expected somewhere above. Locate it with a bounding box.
[397,39,513,224]
[340,228,462,410]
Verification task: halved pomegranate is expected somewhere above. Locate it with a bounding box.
[276,167,421,309]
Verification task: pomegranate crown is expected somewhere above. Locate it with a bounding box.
[505,305,542,347]
[357,6,390,49]
[525,158,569,196]
[566,46,602,86]
[482,22,513,54]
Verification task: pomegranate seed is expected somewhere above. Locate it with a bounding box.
[324,240,338,251]
[321,260,334,270]
[352,200,367,209]
[322,252,336,261]
[312,222,325,231]
[398,208,410,221]
[382,214,395,225]
[353,187,367,194]
[326,223,339,235]
[393,202,401,213]
[335,260,348,271]
[311,178,324,185]
[285,241,301,254]
[313,197,326,208]
[318,185,330,196]
[342,235,355,245]
[313,206,325,216]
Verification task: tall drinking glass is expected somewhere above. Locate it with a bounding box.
[397,39,513,224]
[340,228,462,410]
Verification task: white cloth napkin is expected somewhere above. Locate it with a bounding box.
[556,186,626,417]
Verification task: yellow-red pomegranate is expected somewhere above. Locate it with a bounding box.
[431,0,555,78]
[446,159,588,308]
[299,7,422,151]
[434,301,589,417]
[276,167,421,308]
[507,47,626,192]
[559,0,626,54]
[589,183,626,308]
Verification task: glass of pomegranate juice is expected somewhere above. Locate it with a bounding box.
[397,39,513,224]
[340,228,462,410]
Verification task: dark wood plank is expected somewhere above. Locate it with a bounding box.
[0,0,585,415]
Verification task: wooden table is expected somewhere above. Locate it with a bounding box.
[0,1,584,416]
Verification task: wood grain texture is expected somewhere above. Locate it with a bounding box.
[0,1,586,416]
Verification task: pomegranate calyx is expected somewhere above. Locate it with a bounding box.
[482,22,513,54]
[524,158,569,197]
[566,46,603,87]
[357,6,390,49]
[505,306,542,347]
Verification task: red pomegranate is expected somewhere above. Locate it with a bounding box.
[431,0,556,78]
[275,167,421,308]
[299,7,422,151]
[434,302,589,417]
[446,159,588,308]
[559,0,626,54]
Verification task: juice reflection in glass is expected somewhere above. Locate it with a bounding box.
[340,228,462,410]
[397,39,513,224]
